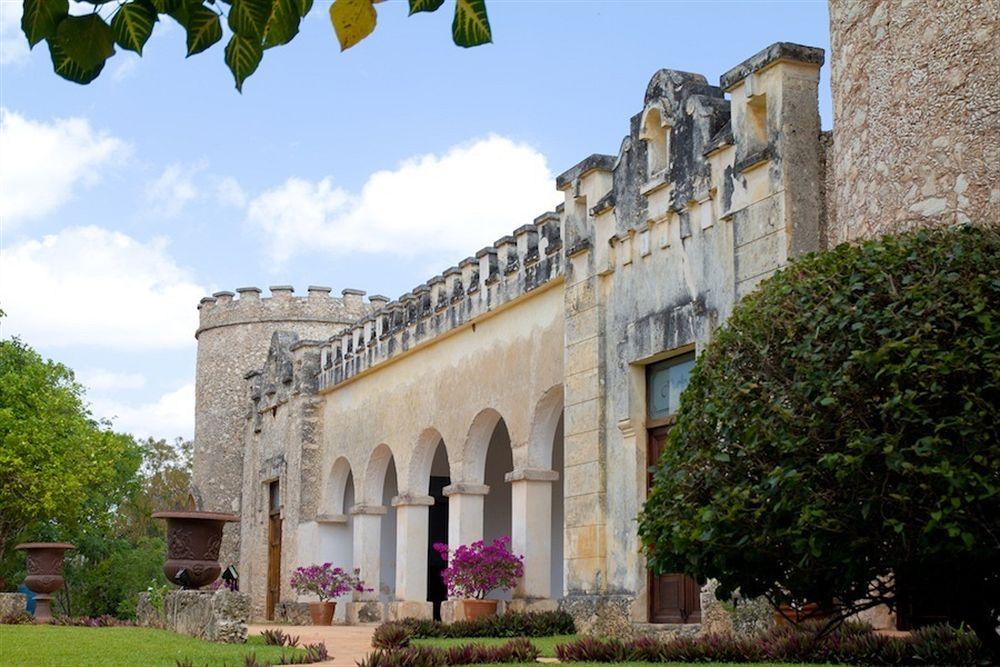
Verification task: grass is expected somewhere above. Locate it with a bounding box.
[0,625,310,666]
[412,633,576,657]
[410,636,823,666]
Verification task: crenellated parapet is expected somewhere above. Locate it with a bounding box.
[196,285,374,339]
[318,215,563,391]
[557,42,825,296]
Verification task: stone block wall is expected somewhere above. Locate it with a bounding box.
[827,0,999,243]
[137,590,250,643]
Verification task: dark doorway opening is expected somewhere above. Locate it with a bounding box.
[266,480,282,621]
[427,475,450,620]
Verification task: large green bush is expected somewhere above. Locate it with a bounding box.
[638,225,998,650]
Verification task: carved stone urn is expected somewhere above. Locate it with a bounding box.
[153,511,239,589]
[15,542,75,622]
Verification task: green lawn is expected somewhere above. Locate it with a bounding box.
[0,625,309,667]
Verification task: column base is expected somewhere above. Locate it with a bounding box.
[388,600,433,621]
[506,597,559,614]
[346,600,386,625]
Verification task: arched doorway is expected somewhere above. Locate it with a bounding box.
[482,418,514,600]
[426,439,450,618]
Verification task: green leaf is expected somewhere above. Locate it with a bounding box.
[262,0,300,48]
[152,0,181,12]
[329,0,376,51]
[228,0,271,41]
[296,0,313,16]
[55,14,115,71]
[452,0,490,47]
[184,3,222,55]
[408,0,444,15]
[21,0,69,47]
[224,33,262,91]
[111,0,158,55]
[46,36,105,84]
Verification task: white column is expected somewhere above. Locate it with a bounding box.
[443,482,489,550]
[392,494,434,601]
[506,468,559,599]
[350,504,386,601]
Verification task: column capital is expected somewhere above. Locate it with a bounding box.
[443,482,490,497]
[391,494,434,507]
[505,468,559,483]
[349,503,387,516]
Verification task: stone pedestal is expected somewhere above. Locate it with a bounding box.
[346,600,385,624]
[137,590,249,643]
[0,593,27,618]
[388,600,433,621]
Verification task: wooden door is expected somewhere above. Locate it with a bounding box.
[266,481,282,621]
[647,426,701,624]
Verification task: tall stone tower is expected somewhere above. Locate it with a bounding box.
[827,0,998,243]
[193,285,372,567]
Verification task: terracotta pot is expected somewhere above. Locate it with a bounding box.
[309,601,336,625]
[152,511,239,589]
[461,599,498,621]
[774,602,831,625]
[15,542,75,622]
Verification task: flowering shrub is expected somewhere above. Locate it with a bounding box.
[289,563,368,602]
[433,537,523,599]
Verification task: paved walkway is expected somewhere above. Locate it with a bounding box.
[248,623,377,666]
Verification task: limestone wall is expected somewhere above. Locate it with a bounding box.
[556,42,825,626]
[827,0,999,242]
[193,286,370,568]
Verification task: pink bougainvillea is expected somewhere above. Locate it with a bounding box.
[433,536,524,599]
[289,563,369,601]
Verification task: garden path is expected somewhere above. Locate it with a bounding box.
[248,623,376,666]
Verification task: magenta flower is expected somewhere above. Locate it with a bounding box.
[434,536,524,599]
[289,563,370,601]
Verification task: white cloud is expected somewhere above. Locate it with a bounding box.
[215,176,247,208]
[77,368,147,391]
[0,1,28,66]
[91,383,195,441]
[111,55,140,82]
[0,226,206,349]
[245,135,560,264]
[145,161,205,218]
[0,108,129,230]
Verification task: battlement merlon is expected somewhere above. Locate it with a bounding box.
[195,285,377,338]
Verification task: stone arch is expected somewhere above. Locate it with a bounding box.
[325,456,354,514]
[527,384,564,470]
[461,408,505,483]
[363,443,396,505]
[405,427,448,495]
[640,105,670,175]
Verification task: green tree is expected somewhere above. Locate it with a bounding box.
[21,0,491,91]
[638,225,999,652]
[0,336,143,571]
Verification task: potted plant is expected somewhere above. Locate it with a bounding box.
[433,536,524,620]
[152,510,239,589]
[290,563,367,625]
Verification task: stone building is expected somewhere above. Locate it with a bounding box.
[191,0,996,633]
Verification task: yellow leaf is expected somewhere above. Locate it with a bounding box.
[329,0,376,51]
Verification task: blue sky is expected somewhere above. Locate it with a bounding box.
[0,0,831,441]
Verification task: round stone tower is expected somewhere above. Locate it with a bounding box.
[827,0,998,243]
[193,285,371,568]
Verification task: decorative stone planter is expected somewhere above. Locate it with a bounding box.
[14,542,75,622]
[461,599,498,620]
[308,601,335,625]
[153,511,239,589]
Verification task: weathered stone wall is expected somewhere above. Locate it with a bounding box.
[557,43,825,630]
[137,590,250,643]
[193,286,371,567]
[0,592,26,618]
[827,0,999,242]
